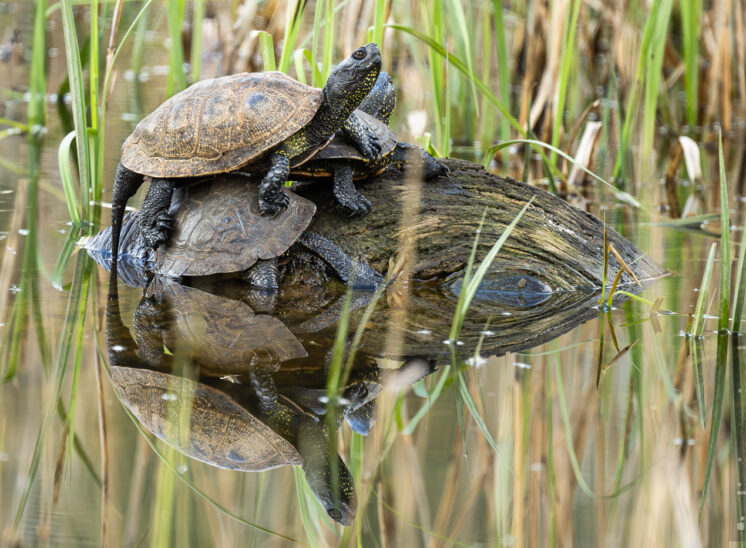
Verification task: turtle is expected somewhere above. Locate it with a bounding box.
[109,43,383,292]
[89,177,382,291]
[105,276,358,524]
[132,275,309,370]
[108,364,357,525]
[285,71,449,215]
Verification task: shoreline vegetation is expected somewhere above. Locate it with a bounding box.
[0,0,744,545]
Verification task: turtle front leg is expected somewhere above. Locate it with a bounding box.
[332,162,371,216]
[342,111,382,160]
[242,258,280,290]
[258,152,291,216]
[139,177,175,252]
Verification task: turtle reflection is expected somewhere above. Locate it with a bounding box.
[106,276,434,526]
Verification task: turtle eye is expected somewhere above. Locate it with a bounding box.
[352,48,366,60]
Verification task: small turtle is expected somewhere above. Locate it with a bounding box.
[110,44,383,289]
[89,177,382,290]
[287,72,449,215]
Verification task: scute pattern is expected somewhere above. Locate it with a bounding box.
[121,72,323,178]
[155,178,316,276]
[145,277,308,366]
[110,366,301,471]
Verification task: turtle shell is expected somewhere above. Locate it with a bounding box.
[145,276,308,372]
[121,72,323,178]
[155,178,316,277]
[110,366,302,471]
[308,109,397,164]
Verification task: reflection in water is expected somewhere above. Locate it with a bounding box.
[105,251,620,526]
[106,275,437,525]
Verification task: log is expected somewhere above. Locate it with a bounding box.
[295,158,665,288]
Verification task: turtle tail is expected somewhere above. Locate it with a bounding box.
[109,163,143,295]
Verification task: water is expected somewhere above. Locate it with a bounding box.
[1,2,745,546]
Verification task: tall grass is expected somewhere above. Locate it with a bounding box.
[6,0,746,544]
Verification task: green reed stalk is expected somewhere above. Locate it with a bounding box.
[492,0,510,146]
[641,0,673,171]
[372,0,386,47]
[731,333,746,543]
[422,0,447,155]
[483,139,639,207]
[692,244,716,337]
[449,0,479,119]
[612,0,665,180]
[258,32,276,71]
[550,0,581,166]
[322,0,334,83]
[167,0,187,96]
[680,0,702,128]
[278,0,308,73]
[699,132,732,521]
[479,4,493,148]
[59,0,91,223]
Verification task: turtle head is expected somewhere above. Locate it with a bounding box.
[303,454,357,526]
[358,71,396,124]
[324,43,381,118]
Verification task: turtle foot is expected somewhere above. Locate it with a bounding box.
[258,184,290,217]
[140,211,173,251]
[335,188,371,216]
[243,259,280,290]
[356,127,382,160]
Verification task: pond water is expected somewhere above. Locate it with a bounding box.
[1,1,745,546]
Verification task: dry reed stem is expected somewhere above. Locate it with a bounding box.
[0,177,26,331]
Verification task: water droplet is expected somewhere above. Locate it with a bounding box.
[17,228,28,236]
[514,362,531,369]
[161,393,177,401]
[9,285,21,294]
[177,464,188,474]
[482,330,495,336]
[416,329,431,335]
[111,345,126,352]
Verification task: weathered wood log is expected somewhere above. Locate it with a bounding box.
[99,158,666,361]
[295,158,665,288]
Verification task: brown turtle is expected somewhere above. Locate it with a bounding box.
[89,178,382,289]
[109,44,382,293]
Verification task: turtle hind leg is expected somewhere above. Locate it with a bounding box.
[139,177,176,252]
[298,233,382,289]
[332,162,371,216]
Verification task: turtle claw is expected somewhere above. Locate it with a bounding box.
[335,189,371,217]
[258,184,290,217]
[359,132,382,161]
[141,210,173,252]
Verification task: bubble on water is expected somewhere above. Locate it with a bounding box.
[161,393,178,401]
[482,330,495,336]
[9,285,21,294]
[416,329,432,335]
[465,355,487,367]
[18,228,28,236]
[514,362,531,370]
